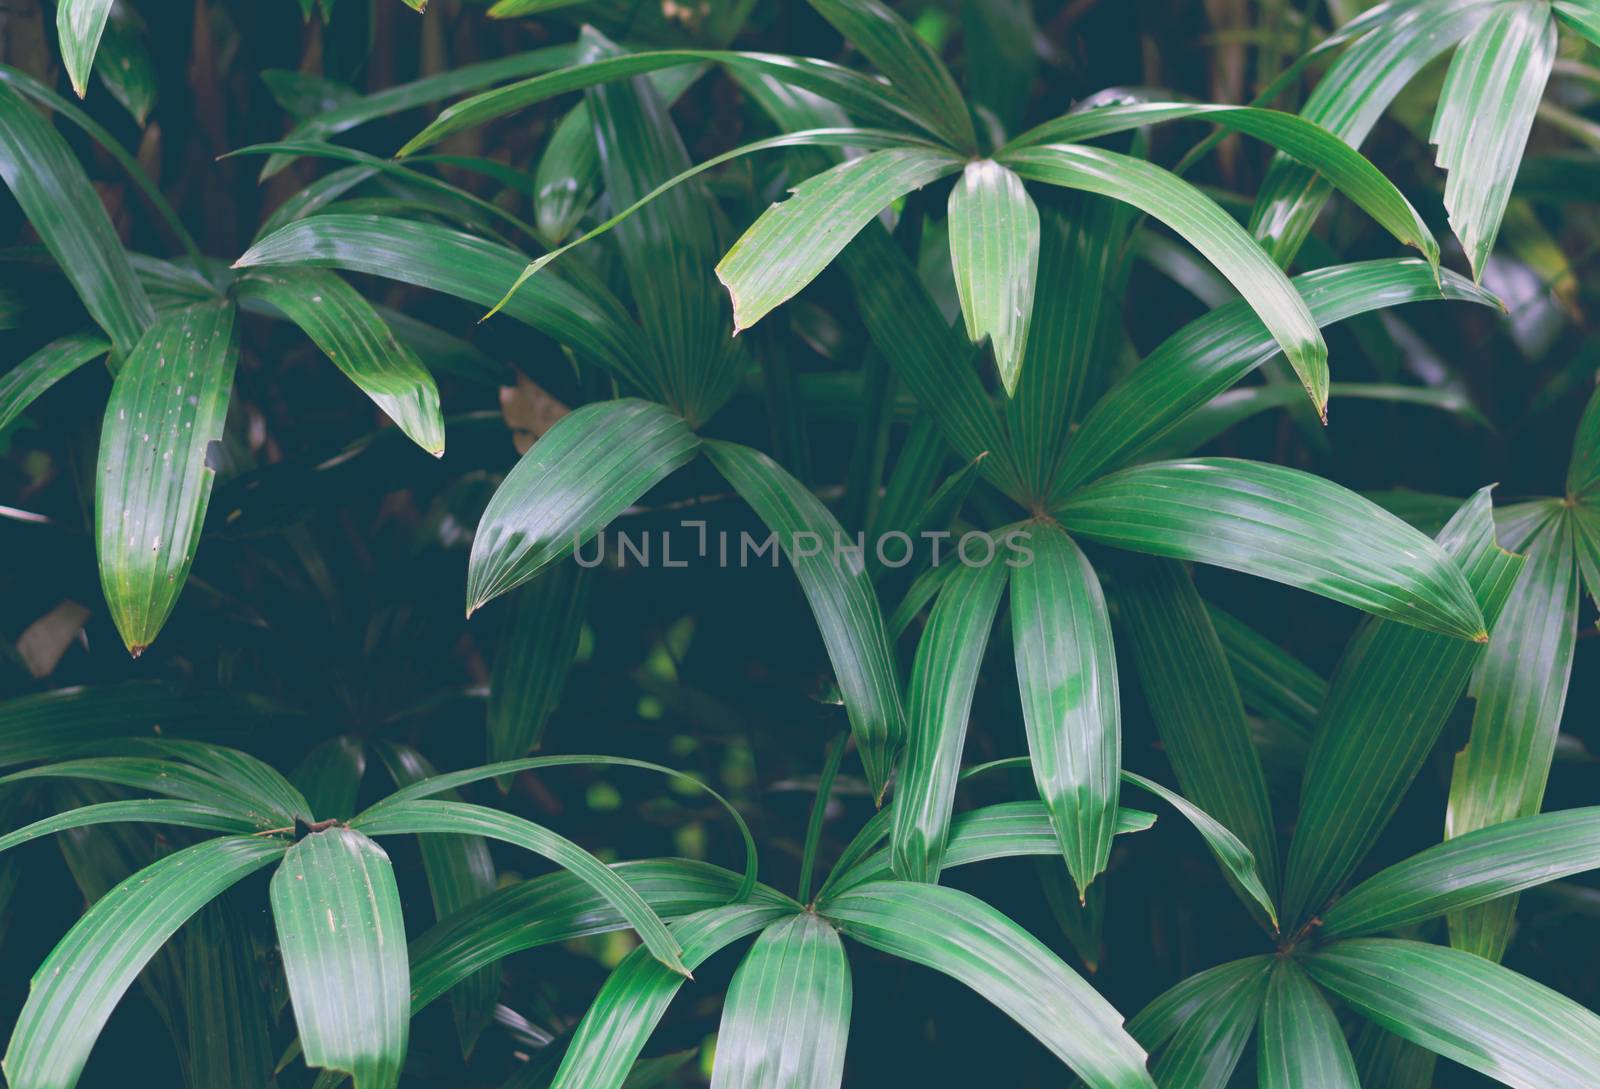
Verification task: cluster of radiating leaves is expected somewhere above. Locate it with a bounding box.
[6,0,1600,1087]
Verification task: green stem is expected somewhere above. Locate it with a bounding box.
[798,732,849,906]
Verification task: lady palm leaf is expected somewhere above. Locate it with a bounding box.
[1283,488,1524,930]
[1305,939,1600,1089]
[0,79,154,356]
[466,399,699,613]
[272,828,409,1089]
[95,303,237,655]
[709,912,851,1089]
[1,838,286,1089]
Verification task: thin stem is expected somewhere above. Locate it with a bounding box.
[797,731,849,906]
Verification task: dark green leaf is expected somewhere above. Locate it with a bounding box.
[398,50,940,158]
[1059,260,1499,491]
[468,399,697,614]
[1009,520,1121,896]
[272,828,409,1089]
[1206,604,1325,736]
[822,881,1155,1089]
[1111,555,1279,901]
[1121,769,1277,929]
[1007,102,1437,271]
[891,556,1009,882]
[1258,958,1360,1089]
[0,798,254,854]
[487,562,591,766]
[716,147,962,333]
[545,903,799,1089]
[1320,806,1600,939]
[370,741,498,1058]
[94,3,156,125]
[291,737,368,823]
[1305,938,1600,1089]
[2,837,284,1089]
[1445,511,1578,959]
[1003,144,1328,414]
[0,333,110,434]
[183,895,276,1089]
[1131,955,1270,1089]
[236,268,444,455]
[352,799,686,977]
[1056,457,1488,641]
[1249,2,1489,266]
[95,302,237,654]
[1282,488,1524,930]
[709,912,851,1089]
[233,215,655,392]
[806,0,976,149]
[0,79,154,354]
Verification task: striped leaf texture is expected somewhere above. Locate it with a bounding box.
[1010,520,1121,897]
[2,837,284,1089]
[1306,939,1600,1089]
[1430,0,1556,280]
[709,913,851,1089]
[948,160,1040,396]
[1445,509,1579,959]
[1258,958,1360,1089]
[236,269,444,455]
[706,439,908,800]
[1282,488,1524,930]
[1003,144,1329,415]
[0,79,154,355]
[1057,458,1488,641]
[271,828,410,1089]
[824,881,1156,1089]
[467,399,698,614]
[716,147,962,333]
[891,554,1010,882]
[95,302,238,655]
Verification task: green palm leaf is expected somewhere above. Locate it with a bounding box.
[467,399,698,614]
[546,903,800,1089]
[1305,938,1600,1089]
[716,147,962,333]
[0,333,110,434]
[891,554,1009,882]
[1258,958,1360,1089]
[237,269,444,455]
[1002,144,1328,415]
[1431,1,1556,280]
[95,302,237,655]
[1321,806,1600,939]
[821,881,1155,1089]
[55,0,115,99]
[709,913,851,1089]
[1445,511,1579,959]
[272,828,409,1089]
[1282,488,1524,930]
[2,837,285,1089]
[947,160,1040,395]
[0,80,154,355]
[1056,457,1488,641]
[1010,520,1121,897]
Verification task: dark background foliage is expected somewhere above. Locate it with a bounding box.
[1,1,1597,1086]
